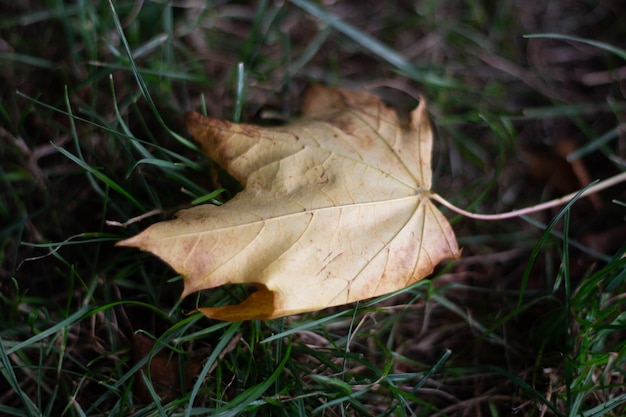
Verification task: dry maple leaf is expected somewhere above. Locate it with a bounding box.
[118,85,461,321]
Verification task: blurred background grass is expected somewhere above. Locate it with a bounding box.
[1,1,625,416]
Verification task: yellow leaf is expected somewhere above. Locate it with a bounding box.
[118,85,460,321]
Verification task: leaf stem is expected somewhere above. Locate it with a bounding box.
[431,171,626,220]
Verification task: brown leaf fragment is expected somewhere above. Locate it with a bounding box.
[118,85,460,321]
[131,333,200,403]
[521,137,602,210]
[553,138,602,210]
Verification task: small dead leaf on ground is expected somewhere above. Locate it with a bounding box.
[119,85,461,321]
[131,333,201,403]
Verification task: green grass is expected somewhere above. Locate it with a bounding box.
[1,0,625,416]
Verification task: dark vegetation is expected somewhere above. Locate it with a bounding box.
[1,1,625,415]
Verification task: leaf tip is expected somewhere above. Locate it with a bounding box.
[115,235,140,248]
[194,284,278,321]
[409,96,430,129]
